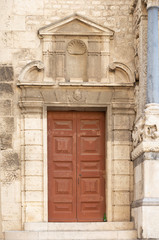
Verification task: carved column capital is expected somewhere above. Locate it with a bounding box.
[144,0,159,9]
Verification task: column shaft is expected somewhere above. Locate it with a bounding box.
[147,7,159,103]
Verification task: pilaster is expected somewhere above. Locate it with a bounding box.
[19,98,44,223]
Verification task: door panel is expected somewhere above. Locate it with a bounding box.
[76,112,105,221]
[48,112,77,221]
[48,111,105,222]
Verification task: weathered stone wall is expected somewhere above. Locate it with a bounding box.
[0,64,21,237]
[0,0,134,71]
[0,0,135,236]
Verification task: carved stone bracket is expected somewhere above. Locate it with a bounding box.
[18,61,44,83]
[132,104,159,159]
[109,62,134,83]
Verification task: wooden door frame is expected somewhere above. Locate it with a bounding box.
[43,104,113,222]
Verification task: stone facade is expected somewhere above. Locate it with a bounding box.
[0,0,158,239]
[131,0,159,239]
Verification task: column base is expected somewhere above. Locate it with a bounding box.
[132,205,159,239]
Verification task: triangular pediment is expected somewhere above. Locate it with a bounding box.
[38,14,114,37]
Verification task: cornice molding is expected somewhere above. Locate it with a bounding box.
[132,198,159,208]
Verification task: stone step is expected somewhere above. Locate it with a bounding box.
[5,230,137,240]
[24,222,135,231]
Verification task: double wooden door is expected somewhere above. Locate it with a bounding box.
[47,111,105,222]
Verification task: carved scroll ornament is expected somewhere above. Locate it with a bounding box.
[132,105,159,148]
[18,61,44,82]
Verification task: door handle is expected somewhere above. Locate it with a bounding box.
[78,174,82,184]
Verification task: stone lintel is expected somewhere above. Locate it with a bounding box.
[132,197,159,208]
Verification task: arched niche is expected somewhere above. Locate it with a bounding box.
[66,39,87,82]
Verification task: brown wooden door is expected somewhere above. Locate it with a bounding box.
[48,111,105,222]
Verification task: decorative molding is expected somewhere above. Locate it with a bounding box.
[132,104,159,159]
[132,141,159,160]
[132,0,147,118]
[132,116,145,148]
[133,152,159,167]
[38,13,114,37]
[59,82,134,87]
[132,104,159,147]
[18,61,44,83]
[143,0,159,8]
[138,17,148,117]
[132,197,159,208]
[18,100,43,112]
[38,14,114,83]
[17,82,55,87]
[67,40,86,55]
[68,89,86,103]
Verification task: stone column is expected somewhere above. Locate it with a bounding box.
[147,2,159,103]
[132,1,159,239]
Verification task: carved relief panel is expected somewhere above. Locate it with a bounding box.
[38,14,114,83]
[66,39,87,82]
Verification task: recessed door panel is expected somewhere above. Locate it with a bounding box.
[48,111,105,222]
[77,112,105,221]
[48,112,76,221]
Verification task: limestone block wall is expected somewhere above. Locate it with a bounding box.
[21,108,44,223]
[111,88,135,221]
[0,65,21,236]
[112,109,134,221]
[0,0,134,70]
[0,0,135,236]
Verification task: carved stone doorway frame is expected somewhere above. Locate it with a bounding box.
[43,103,113,222]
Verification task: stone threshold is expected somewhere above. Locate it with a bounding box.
[5,222,137,240]
[24,222,135,231]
